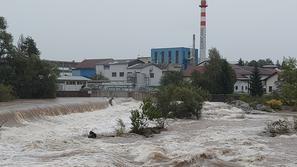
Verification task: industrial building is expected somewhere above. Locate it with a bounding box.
[151,47,199,70]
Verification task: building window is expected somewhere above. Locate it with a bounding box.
[245,86,248,90]
[104,65,110,70]
[119,72,124,77]
[175,51,179,64]
[269,86,273,92]
[161,51,165,64]
[235,86,238,90]
[150,73,154,78]
[154,52,158,64]
[112,72,117,77]
[241,86,244,91]
[168,51,172,64]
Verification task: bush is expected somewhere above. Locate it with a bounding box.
[130,109,147,134]
[266,99,283,110]
[141,98,165,129]
[0,84,14,102]
[156,85,207,120]
[265,119,291,137]
[115,119,126,136]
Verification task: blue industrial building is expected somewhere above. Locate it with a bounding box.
[151,47,199,69]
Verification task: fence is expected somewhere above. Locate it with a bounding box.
[91,90,155,100]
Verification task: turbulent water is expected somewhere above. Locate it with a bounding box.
[0,99,297,167]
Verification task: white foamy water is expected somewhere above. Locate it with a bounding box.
[1,100,297,167]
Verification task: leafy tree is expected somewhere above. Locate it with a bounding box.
[0,17,16,86]
[249,65,264,97]
[160,71,184,86]
[0,84,14,102]
[248,60,258,67]
[279,57,297,105]
[238,58,244,66]
[220,60,236,94]
[191,48,236,94]
[0,17,58,99]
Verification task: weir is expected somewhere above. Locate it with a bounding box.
[0,99,110,126]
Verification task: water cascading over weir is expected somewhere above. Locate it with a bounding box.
[0,98,111,126]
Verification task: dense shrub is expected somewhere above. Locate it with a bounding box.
[266,99,283,110]
[0,84,14,102]
[130,109,147,134]
[156,85,208,120]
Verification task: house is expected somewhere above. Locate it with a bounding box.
[183,64,279,94]
[73,59,113,78]
[96,59,145,83]
[232,65,279,94]
[151,47,199,70]
[57,76,91,91]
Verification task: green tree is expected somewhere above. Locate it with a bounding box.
[238,58,244,66]
[249,65,264,97]
[0,84,14,102]
[192,48,236,94]
[160,71,184,86]
[0,16,16,86]
[220,60,236,94]
[279,57,297,105]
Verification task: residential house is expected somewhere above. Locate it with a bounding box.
[183,64,279,94]
[44,60,78,77]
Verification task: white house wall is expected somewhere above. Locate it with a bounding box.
[265,74,279,94]
[96,64,128,82]
[234,80,249,93]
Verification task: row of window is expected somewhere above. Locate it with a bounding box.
[111,72,155,78]
[65,81,86,85]
[112,72,125,77]
[235,86,273,92]
[154,51,192,64]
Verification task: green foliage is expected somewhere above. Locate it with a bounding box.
[279,57,297,106]
[130,109,147,134]
[0,17,58,99]
[0,84,14,102]
[156,85,208,119]
[249,66,264,97]
[160,71,184,86]
[191,48,236,94]
[141,98,165,128]
[238,58,244,66]
[247,59,274,67]
[115,119,126,136]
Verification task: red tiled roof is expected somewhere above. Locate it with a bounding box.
[75,59,113,69]
[183,66,207,77]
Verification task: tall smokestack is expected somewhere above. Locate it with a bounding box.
[199,0,208,63]
[190,34,196,66]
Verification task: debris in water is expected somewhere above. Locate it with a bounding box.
[88,131,97,139]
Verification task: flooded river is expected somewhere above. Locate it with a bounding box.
[0,98,297,166]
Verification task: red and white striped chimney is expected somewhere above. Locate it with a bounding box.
[199,0,208,63]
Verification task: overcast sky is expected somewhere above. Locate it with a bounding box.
[1,0,297,62]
